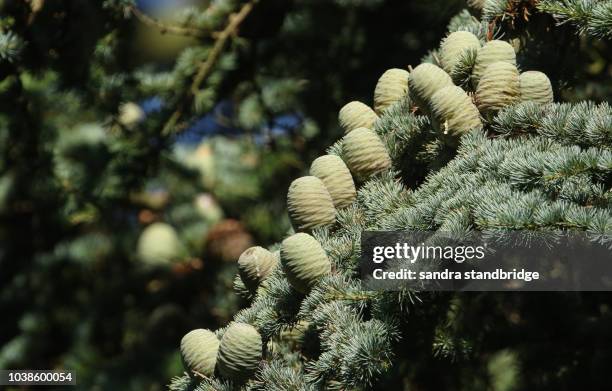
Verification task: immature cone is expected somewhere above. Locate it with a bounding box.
[137,222,183,265]
[281,233,331,293]
[194,193,223,223]
[476,61,520,116]
[343,127,392,179]
[472,40,516,86]
[217,322,262,381]
[439,31,481,74]
[180,329,219,377]
[519,71,553,104]
[287,176,336,231]
[338,101,379,134]
[237,246,278,291]
[408,63,453,112]
[431,85,482,139]
[118,102,145,129]
[309,155,356,209]
[373,68,410,114]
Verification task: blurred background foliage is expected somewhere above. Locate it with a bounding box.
[0,0,609,390]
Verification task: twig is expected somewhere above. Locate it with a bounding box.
[128,5,219,39]
[162,0,258,135]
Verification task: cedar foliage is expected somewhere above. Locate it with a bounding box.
[167,1,611,390]
[0,0,472,389]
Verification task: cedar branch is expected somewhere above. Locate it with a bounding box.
[161,0,258,135]
[129,5,220,40]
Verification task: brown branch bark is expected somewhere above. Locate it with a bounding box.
[161,0,258,135]
[129,5,220,39]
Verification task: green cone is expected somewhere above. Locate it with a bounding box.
[137,222,184,266]
[180,329,219,377]
[309,155,356,209]
[342,127,392,179]
[431,85,482,140]
[338,101,379,135]
[439,31,481,74]
[408,63,453,113]
[476,61,520,116]
[287,176,336,231]
[238,246,278,292]
[373,68,410,114]
[281,232,331,293]
[519,71,553,104]
[472,40,516,86]
[217,322,262,381]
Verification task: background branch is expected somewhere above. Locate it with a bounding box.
[162,0,258,135]
[129,5,219,39]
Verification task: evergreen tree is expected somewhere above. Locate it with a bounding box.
[169,1,611,390]
[0,0,487,389]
